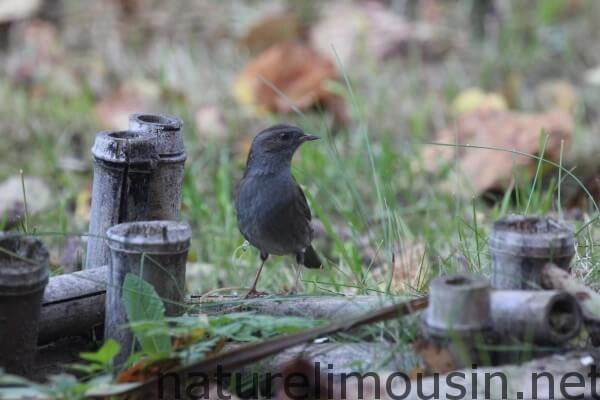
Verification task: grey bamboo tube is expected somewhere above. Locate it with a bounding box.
[39,266,107,344]
[0,234,49,376]
[490,290,581,345]
[489,215,575,290]
[421,274,492,368]
[85,130,158,269]
[105,220,191,365]
[423,274,491,337]
[128,113,186,221]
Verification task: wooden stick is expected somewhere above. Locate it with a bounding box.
[192,294,398,319]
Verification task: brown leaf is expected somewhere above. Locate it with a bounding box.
[116,357,180,383]
[424,109,573,195]
[239,13,304,54]
[233,41,348,127]
[413,339,458,374]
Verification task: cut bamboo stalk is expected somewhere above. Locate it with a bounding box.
[421,274,492,368]
[541,262,600,344]
[105,220,191,365]
[489,215,575,289]
[128,113,186,221]
[490,290,581,345]
[85,130,158,269]
[423,274,491,336]
[0,235,49,376]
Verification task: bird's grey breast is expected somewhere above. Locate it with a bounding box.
[235,172,310,255]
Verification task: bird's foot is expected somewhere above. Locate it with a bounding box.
[286,285,301,295]
[243,289,268,299]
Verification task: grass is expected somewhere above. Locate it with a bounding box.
[0,1,599,302]
[2,3,600,395]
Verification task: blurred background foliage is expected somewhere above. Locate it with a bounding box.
[1,0,600,295]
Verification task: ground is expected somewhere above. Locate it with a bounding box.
[1,0,600,297]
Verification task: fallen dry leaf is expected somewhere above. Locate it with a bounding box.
[239,12,304,54]
[424,109,573,195]
[413,339,458,374]
[116,357,180,383]
[233,41,349,128]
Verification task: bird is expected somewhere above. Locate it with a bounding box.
[235,124,322,297]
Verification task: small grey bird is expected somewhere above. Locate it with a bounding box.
[235,124,322,297]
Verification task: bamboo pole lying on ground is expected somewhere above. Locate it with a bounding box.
[542,262,600,344]
[38,270,583,349]
[39,266,107,344]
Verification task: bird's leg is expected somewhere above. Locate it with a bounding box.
[245,252,268,298]
[289,251,304,294]
[289,265,302,294]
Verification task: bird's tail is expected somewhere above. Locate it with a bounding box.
[303,245,322,268]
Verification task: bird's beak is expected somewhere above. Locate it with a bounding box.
[301,134,320,142]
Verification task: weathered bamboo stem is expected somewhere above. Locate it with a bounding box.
[420,274,492,368]
[490,290,581,345]
[423,274,491,336]
[105,220,191,364]
[541,262,600,344]
[489,215,575,289]
[85,130,158,269]
[128,113,186,221]
[0,235,49,376]
[39,266,107,344]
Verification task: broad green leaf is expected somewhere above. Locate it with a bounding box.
[122,273,172,356]
[79,339,120,365]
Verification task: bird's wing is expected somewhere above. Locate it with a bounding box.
[293,176,312,222]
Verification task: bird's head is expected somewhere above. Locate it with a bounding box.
[245,125,319,173]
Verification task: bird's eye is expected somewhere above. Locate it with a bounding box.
[280,132,291,141]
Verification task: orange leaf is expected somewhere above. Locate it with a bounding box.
[233,41,347,127]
